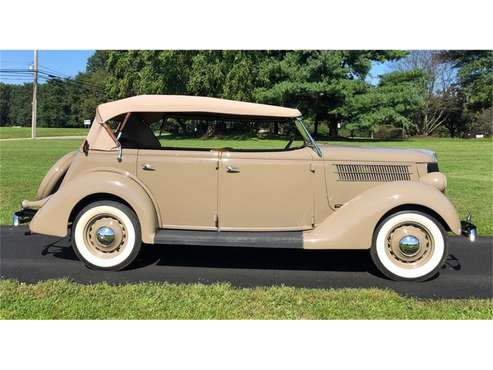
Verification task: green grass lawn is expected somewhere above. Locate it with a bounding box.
[1,133,492,319]
[0,127,89,139]
[0,279,491,319]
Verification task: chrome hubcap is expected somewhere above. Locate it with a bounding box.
[385,223,434,268]
[96,226,115,246]
[84,214,127,257]
[399,235,420,257]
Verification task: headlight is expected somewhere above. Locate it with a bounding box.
[420,172,447,192]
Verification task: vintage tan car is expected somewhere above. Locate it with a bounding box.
[13,95,477,281]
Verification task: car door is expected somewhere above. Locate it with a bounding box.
[137,149,219,230]
[218,147,316,231]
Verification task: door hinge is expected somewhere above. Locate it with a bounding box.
[309,163,315,173]
[311,215,316,228]
[214,214,219,228]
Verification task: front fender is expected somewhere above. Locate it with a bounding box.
[303,181,461,250]
[29,171,158,243]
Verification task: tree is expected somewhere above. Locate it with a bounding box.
[6,83,32,126]
[440,50,493,113]
[254,51,406,137]
[441,86,469,138]
[396,51,457,136]
[187,51,227,97]
[105,50,197,98]
[38,79,71,127]
[340,70,426,137]
[0,83,12,126]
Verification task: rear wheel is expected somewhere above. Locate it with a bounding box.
[370,211,448,281]
[72,201,142,271]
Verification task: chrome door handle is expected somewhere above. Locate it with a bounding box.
[142,164,155,171]
[226,166,240,173]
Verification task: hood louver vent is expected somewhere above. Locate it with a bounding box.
[335,164,411,182]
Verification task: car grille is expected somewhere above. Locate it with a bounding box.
[335,164,411,182]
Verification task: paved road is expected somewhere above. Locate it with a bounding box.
[1,225,491,299]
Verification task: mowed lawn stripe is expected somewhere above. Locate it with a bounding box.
[0,280,491,319]
[0,127,89,139]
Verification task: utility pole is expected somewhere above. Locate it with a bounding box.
[31,50,38,139]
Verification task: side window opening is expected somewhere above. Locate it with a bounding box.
[116,113,306,152]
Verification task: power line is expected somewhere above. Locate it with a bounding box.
[0,77,37,82]
[0,68,105,95]
[38,64,72,79]
[37,70,105,91]
[0,68,105,89]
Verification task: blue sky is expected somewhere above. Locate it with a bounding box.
[0,50,95,83]
[366,61,394,85]
[0,50,392,85]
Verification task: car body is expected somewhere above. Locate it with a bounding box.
[13,95,477,281]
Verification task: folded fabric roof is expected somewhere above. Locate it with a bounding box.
[85,95,302,151]
[95,95,301,122]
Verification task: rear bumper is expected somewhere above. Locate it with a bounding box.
[12,196,51,226]
[12,208,37,226]
[461,220,477,242]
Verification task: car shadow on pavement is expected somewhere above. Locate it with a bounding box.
[134,243,386,276]
[41,239,79,261]
[40,238,385,276]
[40,239,452,281]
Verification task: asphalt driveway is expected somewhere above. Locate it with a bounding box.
[0,225,491,299]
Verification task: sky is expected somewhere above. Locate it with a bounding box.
[0,50,392,85]
[366,61,394,85]
[0,50,95,84]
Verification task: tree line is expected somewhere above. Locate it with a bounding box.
[0,50,491,138]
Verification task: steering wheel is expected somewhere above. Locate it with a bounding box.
[284,139,294,150]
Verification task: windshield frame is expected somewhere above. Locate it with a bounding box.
[295,117,322,157]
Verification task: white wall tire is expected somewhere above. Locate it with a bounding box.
[370,211,448,281]
[72,201,142,271]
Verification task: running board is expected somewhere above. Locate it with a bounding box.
[154,229,303,248]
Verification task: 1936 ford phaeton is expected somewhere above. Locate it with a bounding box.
[13,95,477,281]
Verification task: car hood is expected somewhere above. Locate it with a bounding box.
[318,144,436,163]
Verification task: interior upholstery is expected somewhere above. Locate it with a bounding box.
[119,117,161,149]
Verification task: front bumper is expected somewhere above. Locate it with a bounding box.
[12,208,37,226]
[461,220,477,242]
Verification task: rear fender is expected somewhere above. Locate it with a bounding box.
[29,171,158,243]
[303,181,461,250]
[36,150,78,199]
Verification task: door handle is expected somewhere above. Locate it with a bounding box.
[226,165,240,173]
[142,163,155,171]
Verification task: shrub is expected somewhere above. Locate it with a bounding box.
[374,125,404,139]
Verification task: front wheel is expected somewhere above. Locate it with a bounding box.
[72,201,142,271]
[370,211,448,281]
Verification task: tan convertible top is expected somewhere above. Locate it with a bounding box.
[96,95,301,122]
[85,95,301,151]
